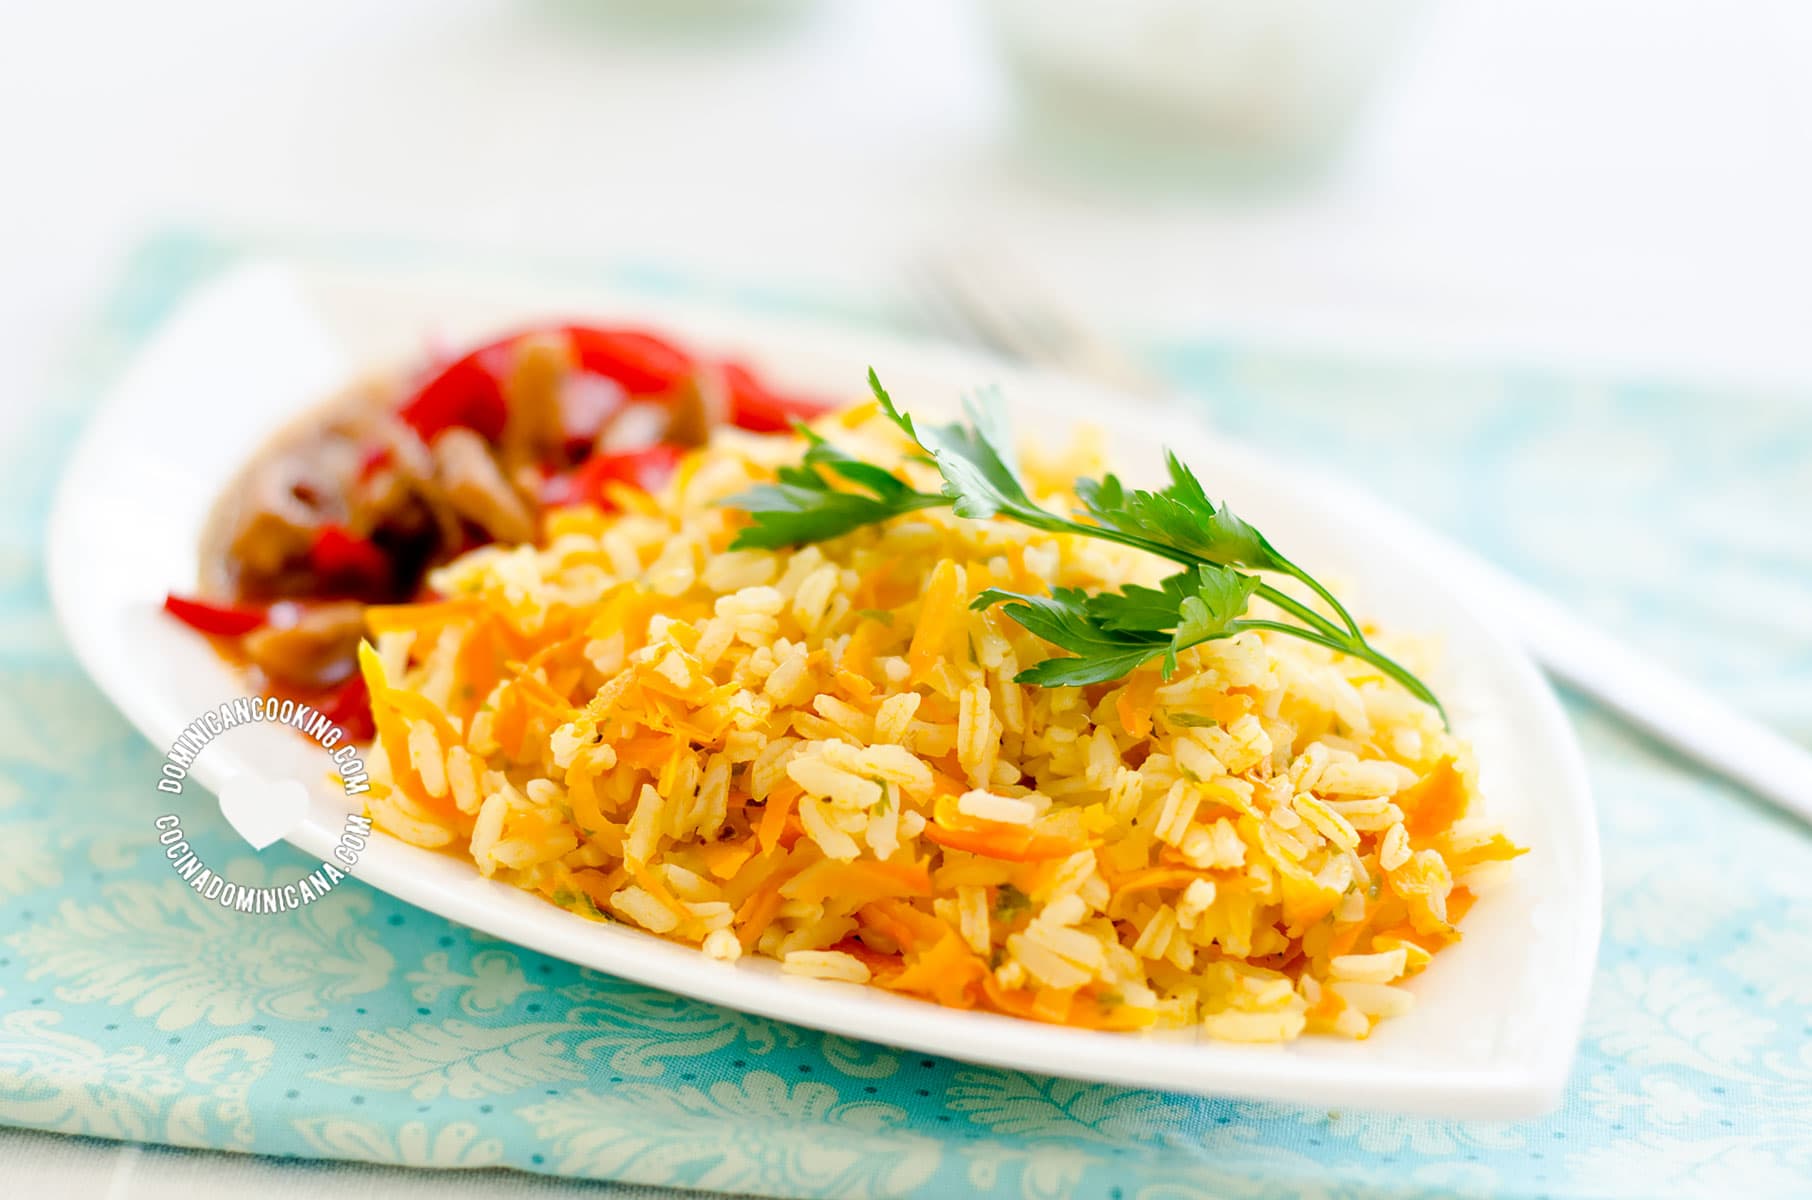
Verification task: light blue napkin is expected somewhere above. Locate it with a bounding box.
[2,230,1808,1199]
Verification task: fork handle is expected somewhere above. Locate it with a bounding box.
[1441,537,1812,822]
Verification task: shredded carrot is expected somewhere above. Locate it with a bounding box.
[1114,673,1159,739]
[1031,986,1076,1024]
[827,936,904,981]
[603,480,661,515]
[735,882,786,951]
[1326,907,1377,959]
[365,598,483,636]
[450,615,505,721]
[776,814,808,851]
[567,770,605,833]
[852,557,906,611]
[929,771,971,801]
[1110,866,1206,895]
[570,866,628,915]
[490,688,528,760]
[513,673,573,716]
[757,781,802,857]
[1371,920,1457,954]
[616,732,681,772]
[1162,691,1255,730]
[890,933,987,1008]
[1305,987,1346,1024]
[1075,990,1162,1032]
[862,898,953,952]
[923,820,1094,863]
[856,902,923,954]
[977,976,1158,1030]
[380,685,464,750]
[356,643,453,819]
[635,670,710,706]
[1398,757,1468,839]
[980,974,1040,1019]
[840,619,886,680]
[582,583,649,640]
[1004,543,1033,590]
[907,559,962,677]
[832,668,878,702]
[783,858,932,905]
[1443,833,1528,873]
[1277,864,1344,932]
[543,505,609,541]
[514,633,588,680]
[631,867,688,918]
[697,837,760,881]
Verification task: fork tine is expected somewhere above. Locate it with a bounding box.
[920,248,1070,362]
[905,259,996,354]
[913,245,1171,400]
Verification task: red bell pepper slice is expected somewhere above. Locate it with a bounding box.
[356,444,394,480]
[398,326,696,444]
[307,525,391,589]
[539,444,683,510]
[315,670,376,742]
[397,338,515,443]
[723,361,832,433]
[563,327,695,397]
[164,593,268,637]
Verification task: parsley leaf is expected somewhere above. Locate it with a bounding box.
[722,369,1445,719]
[726,420,946,550]
[1173,565,1263,652]
[873,370,1053,527]
[979,564,1262,682]
[972,586,1170,686]
[1075,454,1284,572]
[794,426,918,501]
[726,482,940,549]
[1084,571,1198,633]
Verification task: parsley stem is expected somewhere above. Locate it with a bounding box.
[1045,510,1357,648]
[1251,583,1352,644]
[1047,521,1347,642]
[1275,558,1365,640]
[1010,511,1425,706]
[1231,620,1445,718]
[729,377,1446,721]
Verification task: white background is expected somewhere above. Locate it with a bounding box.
[5,0,1812,421]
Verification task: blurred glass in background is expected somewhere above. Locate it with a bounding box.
[4,0,1811,398]
[979,0,1430,184]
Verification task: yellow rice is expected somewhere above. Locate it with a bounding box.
[355,399,1524,1040]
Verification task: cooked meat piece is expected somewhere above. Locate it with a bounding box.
[662,368,722,450]
[431,426,537,545]
[224,474,319,583]
[356,418,466,556]
[241,601,366,689]
[500,332,573,471]
[202,380,396,597]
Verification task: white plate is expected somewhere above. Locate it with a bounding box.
[47,261,1600,1118]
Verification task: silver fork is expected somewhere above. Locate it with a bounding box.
[911,247,1172,401]
[911,245,1812,823]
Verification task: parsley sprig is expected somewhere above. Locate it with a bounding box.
[725,371,1443,718]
